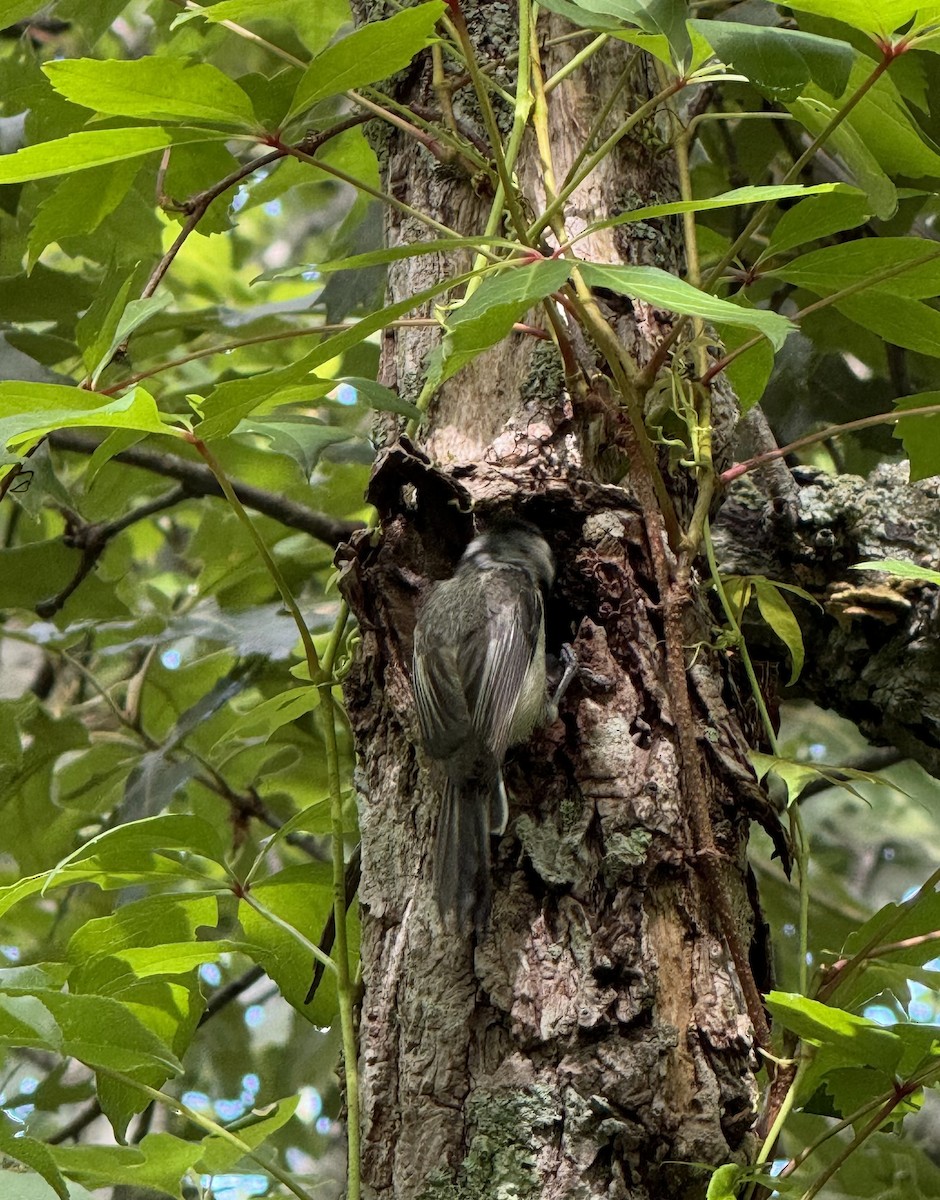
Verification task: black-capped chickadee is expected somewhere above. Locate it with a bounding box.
[412,519,569,930]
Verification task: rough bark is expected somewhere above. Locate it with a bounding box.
[713,462,940,777]
[339,9,770,1198]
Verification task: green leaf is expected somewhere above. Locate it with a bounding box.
[195,0,350,56]
[43,57,258,129]
[537,0,621,29]
[718,323,775,413]
[288,234,519,278]
[749,751,899,806]
[196,266,476,439]
[440,259,572,383]
[0,129,217,185]
[689,20,855,100]
[68,892,217,956]
[88,294,172,386]
[765,991,903,1072]
[0,1174,95,1200]
[893,396,940,480]
[809,58,940,183]
[36,991,183,1077]
[781,0,932,37]
[49,1134,203,1200]
[577,261,794,349]
[196,1096,300,1173]
[0,994,62,1053]
[49,814,227,886]
[288,1,446,119]
[0,0,52,24]
[0,384,175,457]
[753,577,806,685]
[341,377,422,419]
[214,685,321,746]
[851,557,940,584]
[787,96,898,219]
[583,183,848,240]
[108,941,249,978]
[0,1111,69,1199]
[764,189,872,257]
[238,863,351,1025]
[27,158,140,268]
[836,291,940,357]
[707,1163,744,1200]
[568,0,691,63]
[772,237,940,298]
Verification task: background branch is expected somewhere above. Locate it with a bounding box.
[48,430,364,545]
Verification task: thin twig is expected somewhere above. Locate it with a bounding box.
[48,430,363,545]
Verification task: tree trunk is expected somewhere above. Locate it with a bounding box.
[340,8,770,1196]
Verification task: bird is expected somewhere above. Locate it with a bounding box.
[412,518,568,931]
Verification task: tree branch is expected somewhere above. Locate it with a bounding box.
[48,430,363,546]
[712,463,940,780]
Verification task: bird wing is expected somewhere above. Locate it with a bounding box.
[461,568,542,758]
[413,611,473,761]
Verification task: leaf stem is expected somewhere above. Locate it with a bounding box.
[721,401,940,484]
[95,1069,316,1200]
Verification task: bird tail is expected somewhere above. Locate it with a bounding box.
[434,774,503,933]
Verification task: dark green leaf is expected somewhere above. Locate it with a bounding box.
[689,20,854,100]
[764,189,872,257]
[773,237,940,298]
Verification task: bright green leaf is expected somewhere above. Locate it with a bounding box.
[89,294,172,386]
[43,57,258,128]
[782,0,934,38]
[0,384,175,458]
[765,991,903,1071]
[0,129,219,185]
[288,2,445,119]
[851,557,940,584]
[49,1133,203,1200]
[33,991,183,1077]
[27,158,140,268]
[706,1163,744,1200]
[577,261,794,348]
